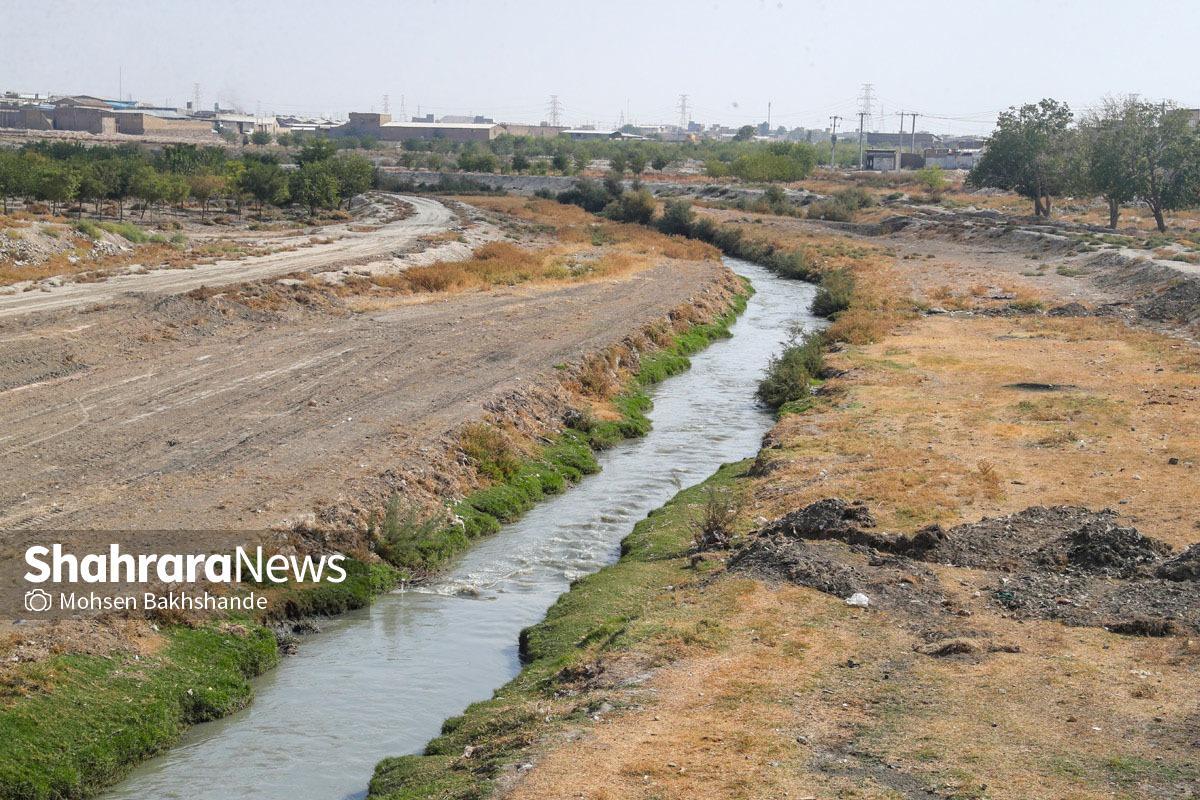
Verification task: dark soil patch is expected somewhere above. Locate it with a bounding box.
[735,501,1199,636]
[1004,381,1080,392]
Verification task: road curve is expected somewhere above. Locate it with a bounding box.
[0,194,455,319]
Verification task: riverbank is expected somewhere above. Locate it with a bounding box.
[369,211,1200,799]
[0,258,750,800]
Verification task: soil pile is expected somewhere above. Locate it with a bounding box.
[732,500,1198,635]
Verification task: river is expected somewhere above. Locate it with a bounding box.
[102,256,817,800]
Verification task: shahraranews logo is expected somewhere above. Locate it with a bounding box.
[21,544,347,614]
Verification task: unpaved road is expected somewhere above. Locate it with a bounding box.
[0,259,727,530]
[0,195,455,319]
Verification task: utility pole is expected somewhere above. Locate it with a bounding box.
[910,112,919,155]
[678,93,689,130]
[829,115,842,167]
[857,111,867,169]
[548,94,563,127]
[118,66,122,103]
[767,100,772,131]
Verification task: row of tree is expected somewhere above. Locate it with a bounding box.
[969,97,1200,231]
[0,140,376,219]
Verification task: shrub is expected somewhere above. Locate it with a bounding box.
[459,422,522,481]
[806,199,853,222]
[657,199,695,236]
[756,330,825,408]
[556,179,612,213]
[812,269,854,318]
[603,190,655,225]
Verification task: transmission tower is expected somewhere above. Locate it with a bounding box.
[859,83,878,133]
[399,94,407,122]
[548,95,563,127]
[383,94,390,114]
[192,83,201,113]
[678,93,690,129]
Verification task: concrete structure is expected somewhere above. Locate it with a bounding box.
[923,148,983,170]
[0,103,52,130]
[862,148,900,171]
[334,113,500,142]
[866,131,939,151]
[52,104,116,134]
[499,123,567,139]
[562,129,622,140]
[114,110,213,137]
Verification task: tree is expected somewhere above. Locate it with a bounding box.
[275,132,293,147]
[650,153,670,172]
[968,99,1073,217]
[511,152,531,173]
[1129,102,1200,232]
[162,173,191,212]
[603,189,655,225]
[296,137,337,166]
[608,150,627,175]
[1076,97,1142,229]
[130,165,166,218]
[187,172,226,216]
[0,150,26,213]
[627,149,648,175]
[289,161,340,216]
[33,162,79,216]
[239,160,289,211]
[250,130,272,146]
[329,153,375,204]
[77,162,110,218]
[733,125,756,141]
[550,152,571,174]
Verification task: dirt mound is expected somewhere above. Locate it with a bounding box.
[1157,543,1200,581]
[1066,518,1172,577]
[739,500,1198,635]
[757,498,876,539]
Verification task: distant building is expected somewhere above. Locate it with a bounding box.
[863,148,900,171]
[334,112,501,142]
[561,128,622,141]
[866,131,939,151]
[923,148,983,170]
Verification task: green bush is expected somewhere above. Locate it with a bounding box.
[603,189,655,225]
[757,331,826,408]
[812,269,854,318]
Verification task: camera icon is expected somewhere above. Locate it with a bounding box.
[24,589,53,613]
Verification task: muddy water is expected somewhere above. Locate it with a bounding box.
[102,257,817,800]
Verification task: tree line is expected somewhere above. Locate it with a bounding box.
[969,97,1200,231]
[393,134,821,183]
[0,139,376,219]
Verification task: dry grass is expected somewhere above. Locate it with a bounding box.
[760,313,1200,542]
[360,198,718,300]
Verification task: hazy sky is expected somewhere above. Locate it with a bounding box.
[4,0,1197,134]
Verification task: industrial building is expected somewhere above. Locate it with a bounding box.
[334,113,501,142]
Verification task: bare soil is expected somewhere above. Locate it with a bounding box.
[0,256,730,532]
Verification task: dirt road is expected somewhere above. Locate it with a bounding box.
[0,195,454,319]
[0,259,728,530]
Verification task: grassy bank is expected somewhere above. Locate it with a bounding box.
[370,279,751,576]
[0,624,277,800]
[368,461,750,799]
[0,558,399,800]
